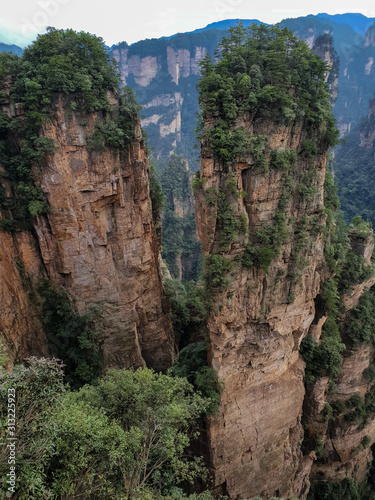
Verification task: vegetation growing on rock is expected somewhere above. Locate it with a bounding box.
[197,22,339,166]
[0,28,141,230]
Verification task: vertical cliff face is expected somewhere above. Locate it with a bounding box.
[34,97,176,371]
[110,32,226,170]
[0,34,176,373]
[193,25,339,498]
[304,230,375,494]
[0,76,49,365]
[312,34,340,108]
[195,119,328,499]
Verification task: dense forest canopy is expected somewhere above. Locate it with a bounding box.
[197,23,339,165]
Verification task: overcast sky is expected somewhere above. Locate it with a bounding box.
[1,0,375,47]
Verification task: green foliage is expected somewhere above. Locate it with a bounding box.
[344,286,375,345]
[204,254,233,294]
[86,87,141,152]
[69,367,209,497]
[171,341,224,415]
[363,364,375,382]
[335,108,375,228]
[12,27,119,114]
[269,148,296,170]
[0,363,210,499]
[361,435,372,448]
[149,159,165,225]
[321,402,334,422]
[256,248,276,274]
[308,477,368,500]
[349,216,373,238]
[339,251,374,294]
[300,310,345,384]
[242,241,257,270]
[197,23,338,166]
[164,278,207,347]
[38,279,102,388]
[161,154,202,281]
[216,190,243,250]
[0,339,9,368]
[0,357,65,497]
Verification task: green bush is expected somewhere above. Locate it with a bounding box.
[38,279,102,388]
[308,477,367,500]
[257,247,276,274]
[197,23,339,166]
[171,341,223,415]
[204,254,233,293]
[0,363,211,499]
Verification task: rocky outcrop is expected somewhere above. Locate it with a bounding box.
[111,32,225,169]
[0,89,176,371]
[111,44,204,164]
[365,22,375,47]
[0,228,49,366]
[313,34,340,107]
[111,46,206,88]
[195,115,329,498]
[304,231,375,491]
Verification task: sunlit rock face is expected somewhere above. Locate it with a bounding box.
[0,87,176,371]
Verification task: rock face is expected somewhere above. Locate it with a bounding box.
[304,232,375,491]
[194,116,329,498]
[312,35,340,107]
[111,44,207,167]
[113,18,374,171]
[0,229,49,365]
[0,90,176,371]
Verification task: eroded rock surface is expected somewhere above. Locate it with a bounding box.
[0,91,176,371]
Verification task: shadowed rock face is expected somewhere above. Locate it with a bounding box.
[194,114,330,499]
[0,89,176,372]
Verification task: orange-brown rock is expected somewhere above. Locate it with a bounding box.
[0,228,49,366]
[304,230,375,491]
[309,344,375,485]
[195,117,329,499]
[0,93,176,371]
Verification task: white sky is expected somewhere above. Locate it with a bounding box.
[1,0,375,47]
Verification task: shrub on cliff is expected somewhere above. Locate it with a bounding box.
[197,22,339,166]
[171,341,224,415]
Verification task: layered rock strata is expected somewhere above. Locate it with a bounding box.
[194,117,329,499]
[0,90,176,371]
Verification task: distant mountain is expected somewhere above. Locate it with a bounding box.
[187,18,266,34]
[111,13,375,170]
[317,12,375,34]
[0,42,23,56]
[335,95,375,226]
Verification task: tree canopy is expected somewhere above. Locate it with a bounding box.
[197,23,339,165]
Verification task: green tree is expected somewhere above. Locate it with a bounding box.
[70,368,209,498]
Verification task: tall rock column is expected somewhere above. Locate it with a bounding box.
[0,31,177,373]
[193,24,338,499]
